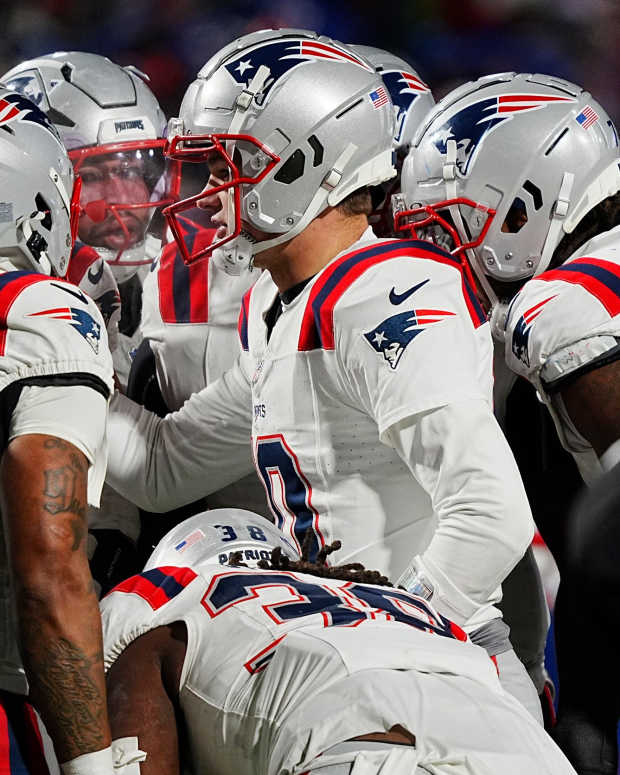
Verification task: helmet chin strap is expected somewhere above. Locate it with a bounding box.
[217,183,330,270]
[96,234,160,283]
[211,240,255,276]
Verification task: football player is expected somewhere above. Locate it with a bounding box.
[2,52,182,593]
[105,33,540,717]
[102,510,577,775]
[350,56,552,718]
[130,37,436,563]
[0,89,114,773]
[2,51,180,388]
[395,72,620,772]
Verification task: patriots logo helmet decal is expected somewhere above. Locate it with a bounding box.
[381,70,431,143]
[2,74,47,109]
[365,292,455,369]
[511,295,556,368]
[0,92,59,139]
[224,38,372,100]
[429,93,576,176]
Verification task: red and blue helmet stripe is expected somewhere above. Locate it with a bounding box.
[432,93,576,175]
[224,38,372,103]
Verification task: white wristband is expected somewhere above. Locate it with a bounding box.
[397,555,481,626]
[61,746,114,775]
[112,737,147,773]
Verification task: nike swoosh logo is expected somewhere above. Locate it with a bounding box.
[389,278,430,305]
[87,260,105,285]
[50,282,89,305]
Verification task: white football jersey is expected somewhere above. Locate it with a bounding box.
[108,230,534,630]
[141,224,257,411]
[66,240,121,352]
[0,266,114,694]
[504,226,620,483]
[140,223,269,515]
[242,231,492,579]
[114,260,153,391]
[101,561,500,775]
[66,240,146,542]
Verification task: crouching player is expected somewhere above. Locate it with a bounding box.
[101,510,577,774]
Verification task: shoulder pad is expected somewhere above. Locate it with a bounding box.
[298,239,485,351]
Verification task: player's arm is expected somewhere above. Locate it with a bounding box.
[555,359,620,460]
[505,279,620,467]
[337,261,534,626]
[0,432,111,765]
[385,400,534,625]
[106,355,254,512]
[106,623,186,775]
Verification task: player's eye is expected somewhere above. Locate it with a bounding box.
[119,166,144,181]
[80,168,104,185]
[207,158,231,184]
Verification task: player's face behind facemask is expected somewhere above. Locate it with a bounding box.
[143,509,300,572]
[1,51,181,274]
[72,144,175,258]
[163,134,279,265]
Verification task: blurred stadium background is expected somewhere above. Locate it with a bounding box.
[2,0,619,124]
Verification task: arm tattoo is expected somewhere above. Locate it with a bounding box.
[42,446,87,551]
[20,628,108,754]
[43,438,67,450]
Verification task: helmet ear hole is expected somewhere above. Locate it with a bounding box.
[274,149,305,184]
[503,197,528,234]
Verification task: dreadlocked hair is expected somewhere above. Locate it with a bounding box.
[242,528,395,587]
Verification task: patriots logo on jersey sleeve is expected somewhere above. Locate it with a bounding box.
[0,92,59,139]
[225,39,372,101]
[28,306,102,353]
[511,295,556,367]
[381,70,431,142]
[428,93,576,175]
[364,285,455,369]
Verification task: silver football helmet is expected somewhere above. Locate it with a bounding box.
[163,29,396,274]
[349,44,434,236]
[2,52,180,280]
[0,87,78,276]
[349,45,434,158]
[143,508,299,570]
[395,72,620,314]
